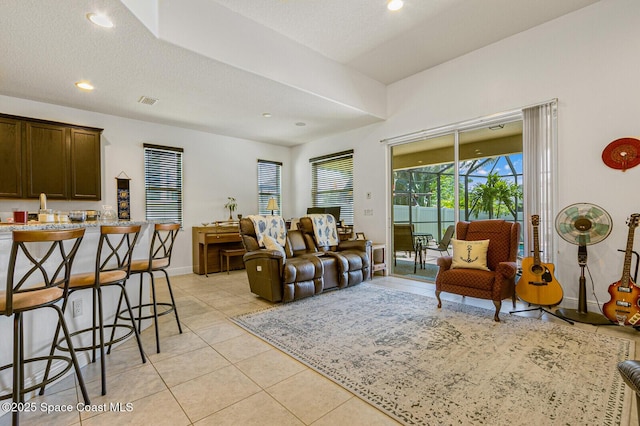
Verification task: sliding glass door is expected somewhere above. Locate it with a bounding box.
[390,120,523,280]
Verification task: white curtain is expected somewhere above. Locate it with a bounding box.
[522,101,558,263]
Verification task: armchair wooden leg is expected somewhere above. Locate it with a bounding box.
[493,301,502,322]
[435,291,442,308]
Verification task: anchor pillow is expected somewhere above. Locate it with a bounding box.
[450,239,490,271]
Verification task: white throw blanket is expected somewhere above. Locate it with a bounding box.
[247,215,287,248]
[307,213,340,247]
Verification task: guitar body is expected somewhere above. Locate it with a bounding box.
[603,214,640,326]
[603,280,640,325]
[516,257,563,306]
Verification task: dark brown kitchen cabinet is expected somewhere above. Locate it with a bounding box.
[25,121,68,198]
[0,113,103,200]
[0,116,22,198]
[70,128,101,200]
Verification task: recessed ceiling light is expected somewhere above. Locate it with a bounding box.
[387,0,404,11]
[262,112,272,118]
[295,122,306,127]
[75,81,94,91]
[87,13,114,28]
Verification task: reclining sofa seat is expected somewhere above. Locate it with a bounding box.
[298,216,371,286]
[240,218,354,303]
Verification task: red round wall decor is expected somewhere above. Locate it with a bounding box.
[602,137,640,171]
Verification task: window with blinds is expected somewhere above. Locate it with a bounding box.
[310,150,354,225]
[258,159,282,215]
[143,144,184,225]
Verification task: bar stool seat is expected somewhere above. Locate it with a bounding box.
[0,228,91,426]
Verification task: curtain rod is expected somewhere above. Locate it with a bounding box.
[380,98,557,145]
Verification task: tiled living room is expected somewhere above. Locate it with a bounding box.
[2,0,640,424]
[4,270,639,426]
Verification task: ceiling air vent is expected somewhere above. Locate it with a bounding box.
[138,96,159,106]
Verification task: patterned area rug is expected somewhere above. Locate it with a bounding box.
[232,284,634,425]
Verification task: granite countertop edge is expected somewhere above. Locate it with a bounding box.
[0,220,160,234]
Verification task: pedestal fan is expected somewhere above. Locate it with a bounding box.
[555,203,613,324]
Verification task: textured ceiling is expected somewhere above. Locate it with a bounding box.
[0,0,599,146]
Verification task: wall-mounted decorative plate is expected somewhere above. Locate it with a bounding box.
[602,137,640,171]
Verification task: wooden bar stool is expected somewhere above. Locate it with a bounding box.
[41,225,146,396]
[119,223,182,353]
[0,228,90,426]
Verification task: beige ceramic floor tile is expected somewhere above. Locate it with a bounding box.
[180,309,227,331]
[0,387,80,426]
[143,330,208,363]
[80,389,190,426]
[211,332,272,363]
[266,370,353,424]
[194,391,304,426]
[79,364,167,420]
[153,346,230,387]
[312,397,402,426]
[235,348,307,388]
[170,364,261,422]
[193,321,246,345]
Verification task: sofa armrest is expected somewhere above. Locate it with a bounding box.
[243,249,284,302]
[243,249,285,263]
[337,239,371,252]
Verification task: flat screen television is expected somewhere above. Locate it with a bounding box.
[306,207,341,223]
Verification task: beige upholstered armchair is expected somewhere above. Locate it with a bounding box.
[435,219,521,322]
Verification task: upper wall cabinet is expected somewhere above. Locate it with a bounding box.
[0,113,103,200]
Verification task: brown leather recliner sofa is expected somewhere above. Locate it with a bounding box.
[240,217,370,303]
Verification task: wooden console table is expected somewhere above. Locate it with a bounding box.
[192,224,245,275]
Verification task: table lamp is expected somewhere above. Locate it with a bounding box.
[267,198,279,215]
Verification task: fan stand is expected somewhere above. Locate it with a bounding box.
[556,244,612,325]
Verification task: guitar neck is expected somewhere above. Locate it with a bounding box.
[532,224,541,265]
[621,225,636,287]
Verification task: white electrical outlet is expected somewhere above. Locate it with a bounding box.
[256,265,262,272]
[73,299,83,317]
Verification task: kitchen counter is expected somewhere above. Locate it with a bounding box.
[0,219,149,234]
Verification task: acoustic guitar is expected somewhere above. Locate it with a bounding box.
[516,215,563,306]
[603,214,640,325]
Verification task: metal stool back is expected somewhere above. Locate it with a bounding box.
[0,228,90,425]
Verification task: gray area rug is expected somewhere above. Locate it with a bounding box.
[231,283,633,425]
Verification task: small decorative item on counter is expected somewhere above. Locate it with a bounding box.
[101,205,117,221]
[85,210,100,221]
[38,209,54,223]
[69,210,87,222]
[13,210,28,224]
[55,211,70,223]
[224,197,237,220]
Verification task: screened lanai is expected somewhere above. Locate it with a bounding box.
[390,120,524,279]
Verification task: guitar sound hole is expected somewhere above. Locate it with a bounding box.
[531,265,544,274]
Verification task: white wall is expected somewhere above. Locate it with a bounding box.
[0,95,291,274]
[292,0,640,309]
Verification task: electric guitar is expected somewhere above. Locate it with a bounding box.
[516,215,564,306]
[603,214,640,325]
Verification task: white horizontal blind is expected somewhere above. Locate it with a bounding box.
[310,150,354,225]
[258,159,282,215]
[144,144,183,225]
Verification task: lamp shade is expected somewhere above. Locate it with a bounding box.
[266,198,279,214]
